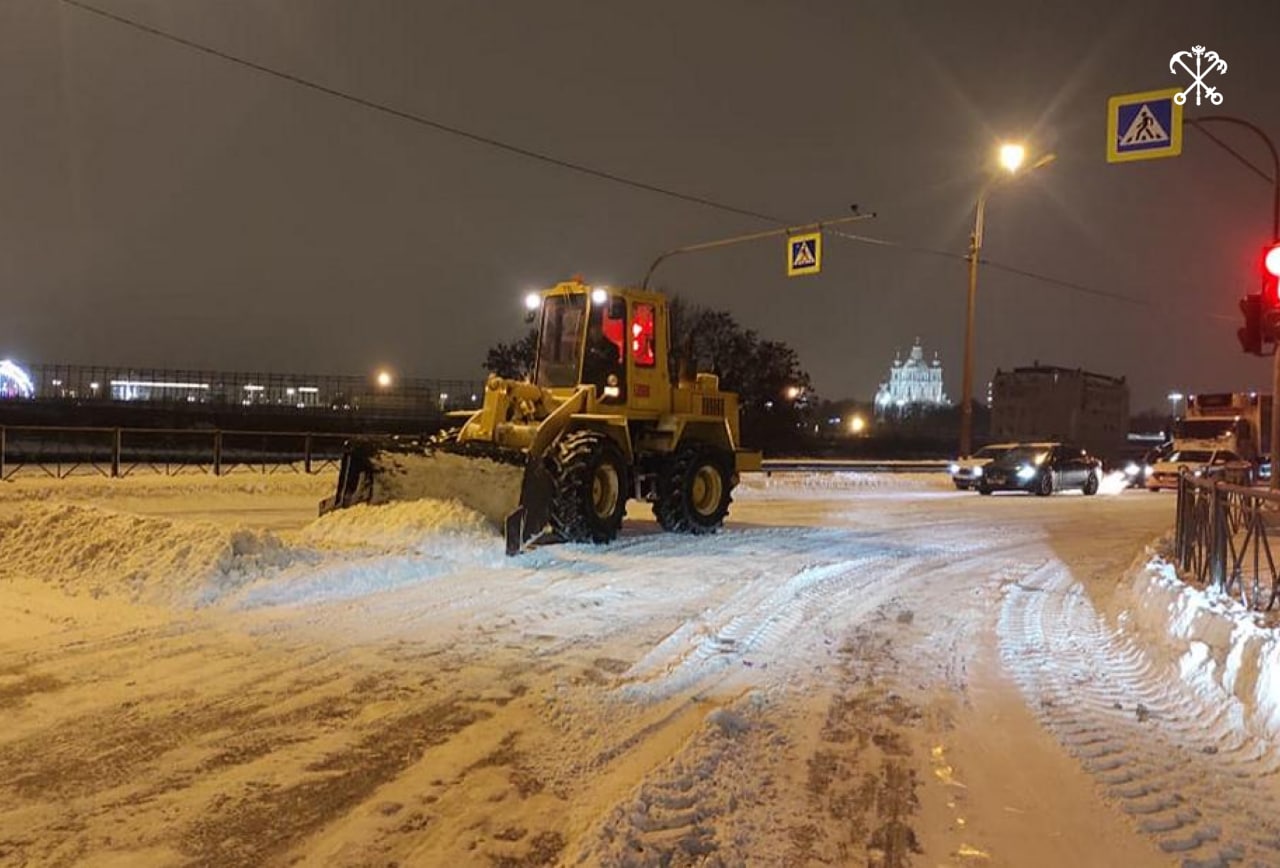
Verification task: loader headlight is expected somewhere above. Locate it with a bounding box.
[1016,464,1037,481]
[591,287,608,305]
[524,292,542,311]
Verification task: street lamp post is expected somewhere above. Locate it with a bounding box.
[959,145,1056,457]
[1167,391,1184,419]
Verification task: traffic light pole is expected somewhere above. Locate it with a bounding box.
[1187,116,1280,488]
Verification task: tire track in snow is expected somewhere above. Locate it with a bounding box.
[999,562,1280,865]
[615,553,901,704]
[579,531,950,865]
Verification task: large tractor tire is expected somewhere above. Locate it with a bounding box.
[654,446,734,534]
[549,430,628,544]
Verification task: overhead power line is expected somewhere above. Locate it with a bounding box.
[63,0,1142,308]
[61,0,783,224]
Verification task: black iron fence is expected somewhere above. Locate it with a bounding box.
[1175,471,1280,611]
[0,425,363,479]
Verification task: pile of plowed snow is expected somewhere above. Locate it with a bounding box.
[1120,541,1280,742]
[300,497,493,550]
[0,497,502,608]
[0,502,299,605]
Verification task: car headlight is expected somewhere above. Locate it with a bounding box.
[1016,464,1037,481]
[1124,462,1139,477]
[973,466,983,477]
[949,463,960,475]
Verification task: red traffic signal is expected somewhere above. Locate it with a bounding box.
[1261,242,1280,308]
[1266,242,1280,279]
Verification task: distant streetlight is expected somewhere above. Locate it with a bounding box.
[786,385,802,401]
[1168,391,1184,417]
[959,142,1057,456]
[376,370,393,389]
[849,414,866,434]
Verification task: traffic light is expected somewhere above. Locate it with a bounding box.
[1240,293,1264,355]
[1265,241,1280,304]
[1256,241,1280,348]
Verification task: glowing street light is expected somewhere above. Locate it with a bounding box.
[375,370,393,389]
[849,414,866,434]
[785,385,802,400]
[959,141,1056,456]
[1168,391,1184,417]
[998,143,1026,172]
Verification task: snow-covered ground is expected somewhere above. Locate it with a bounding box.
[1,470,1278,866]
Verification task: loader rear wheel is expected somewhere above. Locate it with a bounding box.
[654,447,734,534]
[550,431,627,544]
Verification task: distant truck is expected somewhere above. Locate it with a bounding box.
[1174,392,1270,464]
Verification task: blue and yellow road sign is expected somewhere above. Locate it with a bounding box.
[787,232,821,277]
[1107,87,1183,163]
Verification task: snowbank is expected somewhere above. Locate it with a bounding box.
[0,496,503,609]
[0,502,299,605]
[300,498,493,550]
[1118,540,1280,742]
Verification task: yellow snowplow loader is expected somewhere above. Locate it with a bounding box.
[320,279,762,554]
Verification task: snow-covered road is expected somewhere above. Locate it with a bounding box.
[1,472,1277,866]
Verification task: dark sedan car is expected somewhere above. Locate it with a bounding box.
[977,442,1103,496]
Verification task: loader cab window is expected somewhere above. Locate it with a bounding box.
[533,293,588,388]
[582,294,627,402]
[631,303,656,367]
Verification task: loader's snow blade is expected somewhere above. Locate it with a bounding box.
[505,458,555,556]
[320,437,552,555]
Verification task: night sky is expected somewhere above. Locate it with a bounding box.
[3,0,1278,411]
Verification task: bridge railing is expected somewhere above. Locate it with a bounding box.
[1175,470,1280,611]
[0,425,368,480]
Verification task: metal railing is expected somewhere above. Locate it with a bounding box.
[1175,470,1280,610]
[761,458,949,474]
[0,425,366,480]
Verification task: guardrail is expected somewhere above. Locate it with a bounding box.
[1175,470,1280,610]
[761,459,949,474]
[0,425,365,480]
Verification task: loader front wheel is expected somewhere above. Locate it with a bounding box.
[654,447,734,534]
[550,431,627,544]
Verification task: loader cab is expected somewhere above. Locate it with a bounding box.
[530,281,669,412]
[532,287,625,402]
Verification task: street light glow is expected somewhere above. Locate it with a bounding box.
[849,415,866,434]
[524,292,542,311]
[998,143,1026,173]
[376,370,393,388]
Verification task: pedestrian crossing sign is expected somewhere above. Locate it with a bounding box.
[1107,87,1183,163]
[787,232,822,277]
